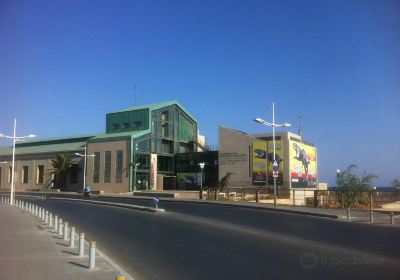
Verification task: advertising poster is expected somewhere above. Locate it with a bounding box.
[149,153,158,190]
[267,140,284,185]
[252,141,267,184]
[289,141,317,188]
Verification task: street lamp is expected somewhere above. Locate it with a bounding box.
[254,102,291,208]
[0,119,36,205]
[199,162,205,199]
[75,145,95,193]
[133,162,141,191]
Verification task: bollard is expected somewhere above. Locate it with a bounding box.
[45,211,49,224]
[390,212,394,225]
[370,211,374,223]
[79,233,85,257]
[89,241,96,269]
[347,208,351,220]
[1,197,3,203]
[35,205,38,216]
[70,227,75,248]
[256,189,259,203]
[58,219,63,235]
[49,213,53,227]
[54,215,58,232]
[63,222,69,241]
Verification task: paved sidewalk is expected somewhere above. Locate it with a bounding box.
[0,204,129,280]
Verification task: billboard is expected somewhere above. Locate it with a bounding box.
[267,140,284,185]
[252,141,267,184]
[289,140,317,188]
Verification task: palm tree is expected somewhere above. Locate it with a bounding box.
[392,179,400,190]
[50,154,72,190]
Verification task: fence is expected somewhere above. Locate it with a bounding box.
[203,187,400,209]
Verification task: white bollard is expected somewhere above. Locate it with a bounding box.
[70,227,75,248]
[49,213,53,227]
[1,197,3,203]
[63,222,69,240]
[79,233,85,257]
[58,219,63,235]
[54,215,58,232]
[45,211,49,224]
[89,241,96,269]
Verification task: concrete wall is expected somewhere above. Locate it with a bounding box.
[86,140,131,193]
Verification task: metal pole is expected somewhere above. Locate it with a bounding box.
[79,233,85,257]
[347,208,351,220]
[89,241,96,269]
[390,212,394,225]
[256,189,259,203]
[10,119,16,205]
[83,145,87,192]
[272,102,277,208]
[292,189,295,206]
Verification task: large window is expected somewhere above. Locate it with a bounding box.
[116,150,123,183]
[70,164,79,184]
[93,152,100,183]
[104,151,111,183]
[37,165,44,184]
[22,166,29,184]
[0,167,2,187]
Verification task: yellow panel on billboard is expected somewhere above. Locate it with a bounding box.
[289,140,317,188]
[252,141,267,184]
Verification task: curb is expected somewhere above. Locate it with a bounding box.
[49,197,166,213]
[157,198,341,219]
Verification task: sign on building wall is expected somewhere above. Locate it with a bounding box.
[252,141,267,184]
[289,141,317,188]
[267,140,284,185]
[150,154,158,190]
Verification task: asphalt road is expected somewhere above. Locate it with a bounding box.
[28,198,400,280]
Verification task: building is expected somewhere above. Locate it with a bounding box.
[0,101,201,193]
[218,126,318,195]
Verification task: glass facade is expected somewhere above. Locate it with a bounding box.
[131,104,198,190]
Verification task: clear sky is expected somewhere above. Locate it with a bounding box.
[1,0,399,186]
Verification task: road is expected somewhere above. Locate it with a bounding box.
[28,197,400,280]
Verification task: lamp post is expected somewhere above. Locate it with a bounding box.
[254,102,291,208]
[199,162,205,199]
[133,163,141,191]
[75,145,95,193]
[0,119,36,205]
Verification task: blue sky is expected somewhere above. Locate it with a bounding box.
[0,0,399,186]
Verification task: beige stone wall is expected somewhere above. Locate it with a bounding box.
[0,153,81,192]
[86,140,130,193]
[218,126,254,188]
[219,127,305,190]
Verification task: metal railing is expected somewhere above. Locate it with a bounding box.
[202,187,400,210]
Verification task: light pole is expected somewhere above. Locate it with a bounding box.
[199,162,205,199]
[254,102,291,208]
[133,163,141,191]
[75,145,95,193]
[0,119,36,205]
